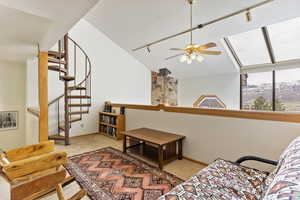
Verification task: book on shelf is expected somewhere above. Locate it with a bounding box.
[101,115,117,125]
[103,104,112,113]
[100,124,117,137]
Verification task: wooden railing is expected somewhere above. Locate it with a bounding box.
[27,107,40,118]
[110,103,300,123]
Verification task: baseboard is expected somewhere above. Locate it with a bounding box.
[70,132,99,138]
[183,156,208,166]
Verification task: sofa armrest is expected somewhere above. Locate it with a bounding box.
[236,156,278,166]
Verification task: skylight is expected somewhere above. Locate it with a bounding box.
[226,16,300,68]
[268,17,300,62]
[228,29,271,66]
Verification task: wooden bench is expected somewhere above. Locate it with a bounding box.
[0,141,86,200]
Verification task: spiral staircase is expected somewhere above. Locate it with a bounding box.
[48,34,92,145]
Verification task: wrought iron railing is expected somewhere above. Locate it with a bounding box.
[48,35,91,143]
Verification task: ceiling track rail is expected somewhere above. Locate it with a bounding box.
[132,0,274,52]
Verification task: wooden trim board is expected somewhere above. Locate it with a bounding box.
[27,108,40,117]
[38,51,49,142]
[183,156,208,167]
[111,103,300,123]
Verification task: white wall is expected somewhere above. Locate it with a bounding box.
[48,19,151,137]
[178,73,240,109]
[0,61,26,150]
[25,57,39,145]
[126,109,300,171]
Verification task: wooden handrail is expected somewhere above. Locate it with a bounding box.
[27,108,40,117]
[48,94,64,106]
[110,103,300,123]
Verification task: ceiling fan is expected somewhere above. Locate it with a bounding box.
[165,0,221,64]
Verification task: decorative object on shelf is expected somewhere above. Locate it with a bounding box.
[99,112,125,140]
[120,106,125,115]
[65,147,183,200]
[165,0,221,64]
[103,102,112,113]
[0,111,18,131]
[152,69,178,106]
[193,94,226,109]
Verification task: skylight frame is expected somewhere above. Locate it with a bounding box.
[225,18,300,70]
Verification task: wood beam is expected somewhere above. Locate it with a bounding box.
[5,141,54,162]
[11,169,66,200]
[3,151,67,180]
[38,52,49,142]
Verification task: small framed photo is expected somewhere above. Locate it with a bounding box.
[0,111,18,131]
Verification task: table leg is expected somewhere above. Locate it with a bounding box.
[123,136,127,153]
[158,145,163,169]
[178,140,183,160]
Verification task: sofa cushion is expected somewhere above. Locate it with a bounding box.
[263,137,300,200]
[159,159,268,200]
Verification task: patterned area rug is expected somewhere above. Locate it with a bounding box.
[64,147,183,200]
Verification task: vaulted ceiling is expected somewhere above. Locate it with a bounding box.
[0,0,99,62]
[85,0,300,78]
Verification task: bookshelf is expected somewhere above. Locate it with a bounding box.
[99,112,125,140]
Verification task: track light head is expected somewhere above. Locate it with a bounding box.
[186,0,194,5]
[246,9,252,22]
[147,46,151,53]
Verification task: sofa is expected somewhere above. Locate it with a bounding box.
[159,136,300,200]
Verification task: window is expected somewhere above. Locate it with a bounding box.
[228,29,271,66]
[242,72,273,111]
[226,16,300,68]
[241,68,300,112]
[276,68,300,111]
[268,17,300,62]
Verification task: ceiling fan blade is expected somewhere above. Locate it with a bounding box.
[169,48,185,51]
[197,42,217,50]
[165,53,185,60]
[197,50,221,55]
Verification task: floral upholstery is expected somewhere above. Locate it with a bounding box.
[158,159,269,200]
[263,136,300,200]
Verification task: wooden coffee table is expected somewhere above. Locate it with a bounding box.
[122,128,185,169]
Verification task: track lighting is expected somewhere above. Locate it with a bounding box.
[246,9,252,22]
[146,46,151,53]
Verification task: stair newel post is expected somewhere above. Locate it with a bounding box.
[64,34,70,145]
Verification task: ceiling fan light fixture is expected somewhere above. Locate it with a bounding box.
[187,58,192,64]
[180,54,188,62]
[191,53,197,60]
[197,55,204,63]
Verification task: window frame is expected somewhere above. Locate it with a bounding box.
[240,71,276,111]
[240,69,300,112]
[225,25,300,70]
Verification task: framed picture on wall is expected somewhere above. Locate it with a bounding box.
[0,111,18,131]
